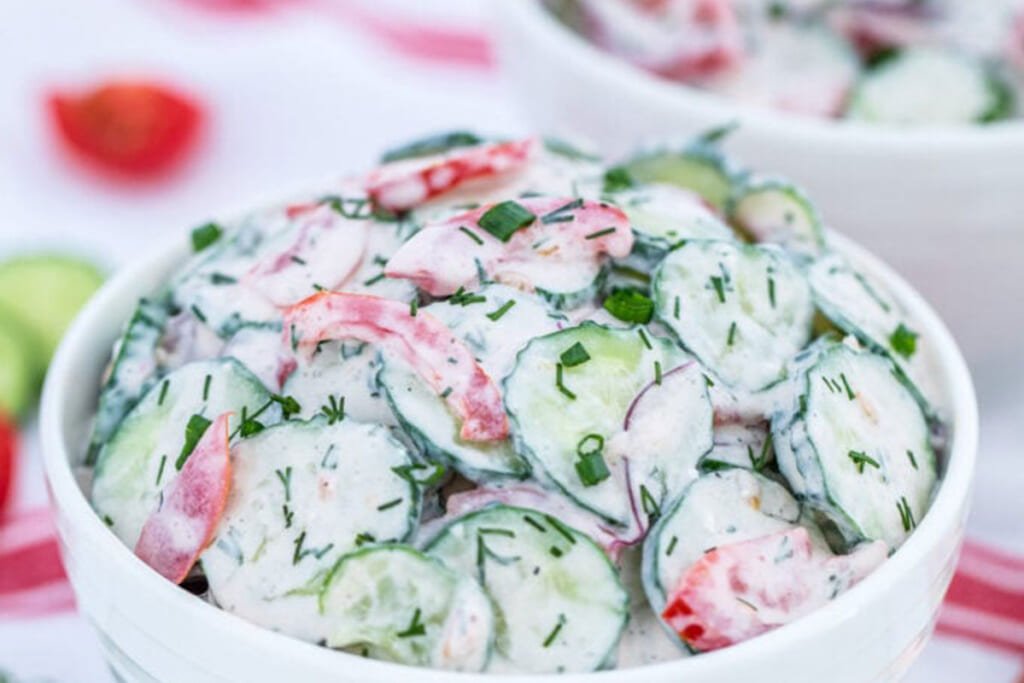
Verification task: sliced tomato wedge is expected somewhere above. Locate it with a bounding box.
[384,196,633,297]
[134,413,231,584]
[284,292,508,442]
[242,203,369,307]
[0,415,17,518]
[661,527,887,652]
[47,80,203,178]
[365,138,535,211]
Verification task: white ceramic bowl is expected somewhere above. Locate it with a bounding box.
[494,0,1024,399]
[40,226,976,683]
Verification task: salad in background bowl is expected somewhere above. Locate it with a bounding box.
[495,0,1024,408]
[40,131,976,682]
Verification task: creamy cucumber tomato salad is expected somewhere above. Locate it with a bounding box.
[549,0,1024,125]
[86,130,946,673]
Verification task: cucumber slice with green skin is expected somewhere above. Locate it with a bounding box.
[620,145,737,211]
[503,322,696,526]
[424,504,629,674]
[283,340,397,427]
[728,177,826,258]
[378,285,559,483]
[88,298,169,464]
[320,545,494,671]
[0,307,37,418]
[847,47,1015,125]
[610,184,734,261]
[653,240,815,392]
[642,469,801,612]
[772,342,937,549]
[808,253,937,412]
[201,418,420,643]
[0,254,104,367]
[92,358,277,547]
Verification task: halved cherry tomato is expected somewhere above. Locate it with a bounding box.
[0,415,17,518]
[134,413,231,584]
[365,138,535,212]
[284,292,508,442]
[661,528,886,652]
[384,196,633,297]
[47,81,204,178]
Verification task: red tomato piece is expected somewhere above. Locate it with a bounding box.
[0,415,17,518]
[284,292,508,442]
[384,196,633,297]
[365,139,535,212]
[661,527,887,652]
[134,413,231,584]
[47,81,203,178]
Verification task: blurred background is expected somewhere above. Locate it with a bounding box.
[0,0,1020,681]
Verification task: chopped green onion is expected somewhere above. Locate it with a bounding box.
[485,299,516,321]
[584,227,617,240]
[478,201,536,242]
[889,323,919,359]
[576,452,610,487]
[176,414,212,470]
[576,433,604,457]
[190,223,223,252]
[559,342,591,368]
[603,288,654,324]
[602,166,634,193]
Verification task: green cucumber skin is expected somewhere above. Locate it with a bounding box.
[621,145,741,212]
[88,297,170,464]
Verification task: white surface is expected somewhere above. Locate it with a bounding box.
[0,0,1021,681]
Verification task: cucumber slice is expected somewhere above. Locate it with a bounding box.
[92,358,276,547]
[652,240,814,391]
[611,184,734,260]
[808,253,936,411]
[88,298,169,464]
[0,254,104,366]
[503,322,696,526]
[320,545,493,671]
[772,342,937,549]
[201,419,420,643]
[620,146,736,211]
[642,469,801,611]
[728,177,825,257]
[379,285,558,483]
[847,47,1014,125]
[0,307,37,418]
[424,504,628,674]
[283,340,397,427]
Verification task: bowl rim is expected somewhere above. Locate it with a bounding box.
[498,0,1024,152]
[39,225,978,682]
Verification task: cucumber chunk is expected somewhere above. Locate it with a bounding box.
[92,358,276,547]
[847,47,1014,125]
[728,177,825,257]
[620,147,736,211]
[201,419,420,643]
[642,469,801,610]
[0,308,37,418]
[320,545,493,671]
[611,184,734,260]
[653,240,814,391]
[772,342,937,549]
[503,322,695,525]
[0,254,104,366]
[424,504,628,674]
[88,298,169,463]
[379,285,557,483]
[808,253,937,411]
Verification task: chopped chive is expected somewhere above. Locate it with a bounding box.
[190,305,207,323]
[640,485,660,519]
[440,386,453,399]
[560,342,591,368]
[604,289,653,324]
[486,299,516,321]
[275,466,293,502]
[479,527,516,537]
[449,287,487,306]
[290,255,307,266]
[666,535,678,556]
[848,450,881,474]
[610,264,651,284]
[906,450,918,470]
[210,272,237,285]
[396,608,426,638]
[478,201,536,242]
[458,225,484,245]
[355,532,375,546]
[584,227,617,240]
[748,433,772,471]
[555,363,576,400]
[523,516,546,533]
[155,454,168,485]
[409,298,419,317]
[271,393,302,420]
[637,328,652,349]
[176,414,212,470]
[673,296,681,320]
[550,546,564,558]
[282,505,294,528]
[540,198,583,224]
[704,374,715,387]
[542,614,566,648]
[727,321,737,346]
[897,496,916,532]
[157,379,170,406]
[654,360,663,385]
[363,272,386,287]
[840,373,855,400]
[768,277,776,308]
[709,276,726,303]
[544,515,576,545]
[798,394,807,413]
[320,395,346,425]
[190,222,223,252]
[202,374,212,401]
[377,497,403,511]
